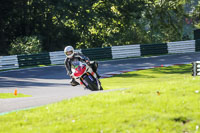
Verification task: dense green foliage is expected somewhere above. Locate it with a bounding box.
[9,36,42,55]
[0,0,198,55]
[192,1,200,29]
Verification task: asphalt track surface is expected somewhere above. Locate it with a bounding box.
[0,52,200,114]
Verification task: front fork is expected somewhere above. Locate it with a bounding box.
[80,72,101,90]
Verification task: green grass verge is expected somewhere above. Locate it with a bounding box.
[1,64,200,133]
[0,93,32,99]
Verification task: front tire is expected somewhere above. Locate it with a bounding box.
[100,86,103,90]
[83,76,98,91]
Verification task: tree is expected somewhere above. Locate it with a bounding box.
[191,0,200,29]
[0,0,192,55]
[144,0,188,43]
[9,36,42,55]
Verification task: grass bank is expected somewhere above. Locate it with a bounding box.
[0,93,31,99]
[0,64,200,133]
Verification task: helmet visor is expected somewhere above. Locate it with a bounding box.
[66,51,73,56]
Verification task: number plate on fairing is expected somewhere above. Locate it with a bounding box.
[88,75,94,81]
[82,79,88,86]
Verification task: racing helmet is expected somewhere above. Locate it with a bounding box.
[64,46,74,58]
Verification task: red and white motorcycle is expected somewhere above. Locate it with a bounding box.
[71,61,103,91]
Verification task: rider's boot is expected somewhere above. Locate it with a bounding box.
[70,78,79,86]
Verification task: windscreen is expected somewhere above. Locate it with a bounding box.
[71,61,86,69]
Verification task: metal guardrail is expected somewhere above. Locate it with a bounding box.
[195,39,200,51]
[49,50,81,65]
[0,55,19,70]
[112,44,141,59]
[17,53,51,67]
[140,43,168,56]
[1,39,200,69]
[168,40,195,54]
[82,47,112,60]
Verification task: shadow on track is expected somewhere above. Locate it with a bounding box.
[0,77,70,88]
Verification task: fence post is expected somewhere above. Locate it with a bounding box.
[192,62,197,76]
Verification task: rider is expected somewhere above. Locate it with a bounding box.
[64,45,100,86]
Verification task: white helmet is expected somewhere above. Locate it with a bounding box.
[64,46,74,58]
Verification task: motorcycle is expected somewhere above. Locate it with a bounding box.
[71,60,103,91]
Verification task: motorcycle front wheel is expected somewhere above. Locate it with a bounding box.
[83,76,99,91]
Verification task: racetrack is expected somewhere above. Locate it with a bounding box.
[0,52,200,113]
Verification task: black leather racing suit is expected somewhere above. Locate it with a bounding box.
[64,52,90,76]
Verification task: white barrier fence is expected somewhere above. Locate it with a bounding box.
[49,50,82,65]
[112,44,141,59]
[167,40,195,54]
[192,61,200,76]
[0,55,19,70]
[0,40,198,70]
[49,51,65,65]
